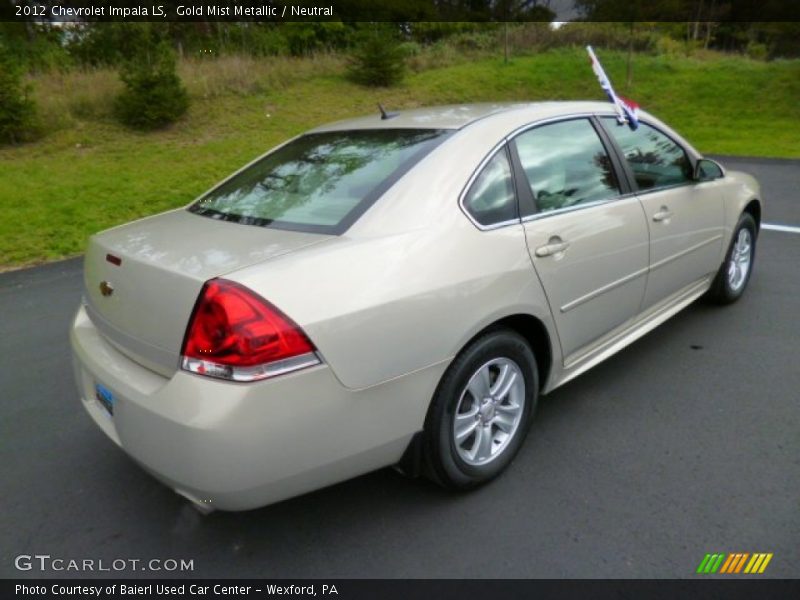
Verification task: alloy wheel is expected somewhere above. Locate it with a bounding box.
[452,357,526,466]
[727,228,752,292]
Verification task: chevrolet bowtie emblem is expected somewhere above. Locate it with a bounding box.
[99,281,114,297]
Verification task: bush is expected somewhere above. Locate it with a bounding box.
[448,30,498,52]
[114,42,189,130]
[347,31,407,87]
[0,43,37,144]
[745,41,769,61]
[655,35,688,57]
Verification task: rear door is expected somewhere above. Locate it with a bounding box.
[600,118,725,310]
[511,117,649,364]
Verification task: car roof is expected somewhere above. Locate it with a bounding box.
[308,101,623,132]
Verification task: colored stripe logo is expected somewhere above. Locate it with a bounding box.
[696,553,773,574]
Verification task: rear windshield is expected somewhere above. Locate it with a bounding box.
[189,129,450,234]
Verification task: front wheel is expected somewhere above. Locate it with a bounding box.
[422,329,538,490]
[708,213,757,304]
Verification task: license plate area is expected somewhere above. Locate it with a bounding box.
[94,382,115,416]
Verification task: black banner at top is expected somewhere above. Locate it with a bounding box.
[2,0,799,23]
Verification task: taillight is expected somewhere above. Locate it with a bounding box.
[180,279,320,382]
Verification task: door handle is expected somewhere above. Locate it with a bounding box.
[535,237,570,257]
[652,206,673,222]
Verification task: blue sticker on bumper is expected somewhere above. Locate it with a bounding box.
[95,383,115,415]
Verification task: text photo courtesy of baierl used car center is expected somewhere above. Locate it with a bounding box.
[1,0,799,593]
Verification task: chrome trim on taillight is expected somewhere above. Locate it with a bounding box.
[181,351,322,382]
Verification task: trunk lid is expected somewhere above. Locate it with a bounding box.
[83,209,330,377]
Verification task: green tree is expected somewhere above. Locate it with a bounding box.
[114,27,189,130]
[0,20,68,72]
[347,28,407,87]
[0,42,36,144]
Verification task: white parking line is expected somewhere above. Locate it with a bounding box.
[762,223,800,234]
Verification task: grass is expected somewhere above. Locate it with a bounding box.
[1,48,798,269]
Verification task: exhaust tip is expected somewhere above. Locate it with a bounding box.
[175,488,216,515]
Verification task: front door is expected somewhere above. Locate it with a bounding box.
[600,119,725,309]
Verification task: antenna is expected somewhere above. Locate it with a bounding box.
[377,103,398,121]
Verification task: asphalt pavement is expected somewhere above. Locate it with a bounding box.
[1,157,798,579]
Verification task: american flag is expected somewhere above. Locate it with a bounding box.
[586,45,640,130]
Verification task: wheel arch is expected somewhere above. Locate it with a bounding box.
[448,312,554,394]
[743,198,761,233]
[486,314,553,393]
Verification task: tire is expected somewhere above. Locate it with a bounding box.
[707,213,757,304]
[422,329,538,490]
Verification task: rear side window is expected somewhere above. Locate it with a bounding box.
[190,129,450,234]
[513,118,620,214]
[602,119,693,190]
[462,148,518,227]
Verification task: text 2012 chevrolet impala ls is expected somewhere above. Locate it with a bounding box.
[71,102,761,511]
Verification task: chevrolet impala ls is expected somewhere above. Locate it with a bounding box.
[71,102,761,511]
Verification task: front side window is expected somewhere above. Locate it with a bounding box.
[462,147,518,226]
[190,129,449,234]
[513,119,620,214]
[602,119,693,191]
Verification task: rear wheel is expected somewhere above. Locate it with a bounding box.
[423,329,538,489]
[708,213,757,304]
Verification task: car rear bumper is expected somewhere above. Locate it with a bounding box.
[70,305,445,511]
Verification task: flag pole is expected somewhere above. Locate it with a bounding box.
[586,45,640,130]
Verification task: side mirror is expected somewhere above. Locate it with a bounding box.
[694,158,724,182]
